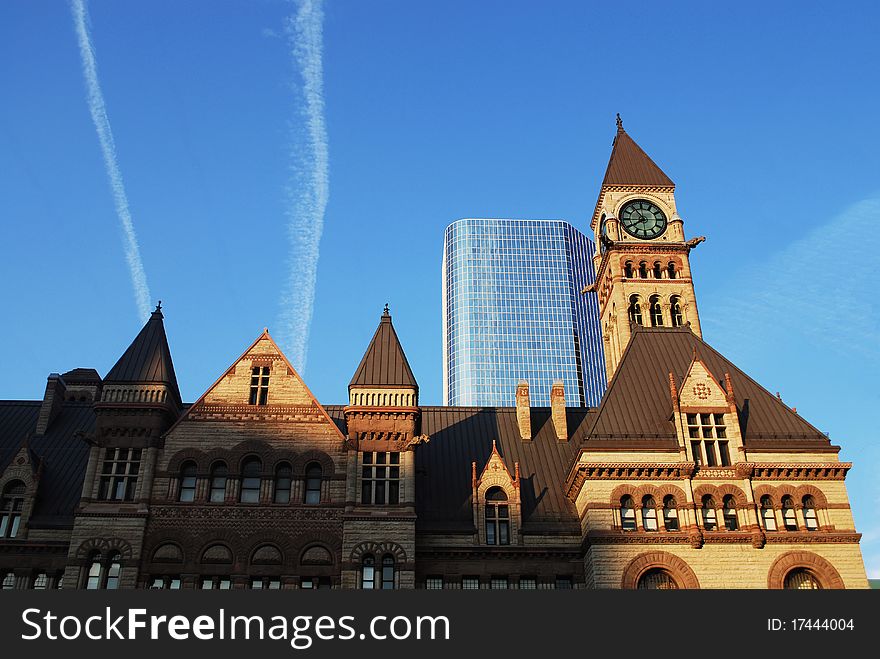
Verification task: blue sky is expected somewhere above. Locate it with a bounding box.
[1,1,879,577]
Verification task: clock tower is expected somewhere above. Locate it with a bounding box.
[586,116,704,381]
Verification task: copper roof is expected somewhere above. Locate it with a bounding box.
[601,126,674,188]
[349,309,418,389]
[588,326,831,445]
[105,307,181,399]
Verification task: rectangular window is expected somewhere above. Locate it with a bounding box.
[704,441,717,467]
[97,448,141,501]
[462,576,480,590]
[249,367,270,405]
[719,441,731,467]
[425,577,444,590]
[300,578,331,589]
[519,577,537,590]
[555,577,573,590]
[250,578,281,590]
[689,415,728,468]
[690,441,702,466]
[150,576,181,589]
[490,576,508,590]
[361,452,400,505]
[200,576,231,590]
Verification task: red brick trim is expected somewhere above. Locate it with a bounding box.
[620,551,701,589]
[766,551,845,589]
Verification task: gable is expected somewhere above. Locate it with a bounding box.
[679,359,728,411]
[170,331,344,437]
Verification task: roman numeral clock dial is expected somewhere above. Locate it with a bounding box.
[620,200,667,239]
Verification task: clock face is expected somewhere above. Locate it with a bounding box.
[620,200,667,239]
[599,215,608,254]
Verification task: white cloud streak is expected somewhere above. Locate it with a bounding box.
[71,0,151,320]
[277,0,329,374]
[704,197,880,360]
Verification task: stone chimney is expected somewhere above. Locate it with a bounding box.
[36,373,67,435]
[551,380,568,441]
[515,380,531,440]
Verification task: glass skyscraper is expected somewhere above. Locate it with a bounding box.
[442,218,606,408]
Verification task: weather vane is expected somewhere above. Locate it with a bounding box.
[616,113,623,130]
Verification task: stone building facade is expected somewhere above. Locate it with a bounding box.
[0,123,869,590]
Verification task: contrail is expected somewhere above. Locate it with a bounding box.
[277,0,329,374]
[71,0,151,320]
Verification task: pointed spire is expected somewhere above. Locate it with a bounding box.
[602,121,674,187]
[105,304,181,400]
[349,307,418,389]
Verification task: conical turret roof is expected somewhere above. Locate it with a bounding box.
[349,306,418,389]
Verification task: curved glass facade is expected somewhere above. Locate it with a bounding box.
[442,218,606,408]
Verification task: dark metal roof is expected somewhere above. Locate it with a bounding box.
[602,126,675,188]
[349,310,418,389]
[588,326,831,445]
[415,407,589,533]
[0,401,93,527]
[61,368,101,383]
[322,405,588,533]
[105,307,181,397]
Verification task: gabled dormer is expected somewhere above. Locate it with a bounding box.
[472,441,521,546]
[671,350,744,469]
[0,439,42,541]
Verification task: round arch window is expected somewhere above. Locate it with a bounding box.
[784,568,822,590]
[637,568,678,590]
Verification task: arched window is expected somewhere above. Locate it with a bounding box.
[641,495,658,532]
[485,487,510,545]
[304,463,322,505]
[701,495,717,531]
[361,554,376,589]
[638,261,648,279]
[624,261,633,278]
[620,495,636,531]
[32,573,48,590]
[662,495,679,531]
[85,551,121,590]
[105,552,122,590]
[209,463,228,503]
[784,568,822,590]
[637,568,678,590]
[668,262,677,279]
[240,457,262,503]
[722,495,739,531]
[381,554,395,590]
[628,296,643,326]
[803,496,819,531]
[670,296,683,327]
[782,496,798,531]
[0,480,25,538]
[85,552,102,589]
[649,295,663,327]
[178,462,197,502]
[273,463,292,504]
[653,261,663,279]
[760,495,777,531]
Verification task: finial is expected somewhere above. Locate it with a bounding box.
[616,113,623,131]
[383,303,390,316]
[155,300,162,313]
